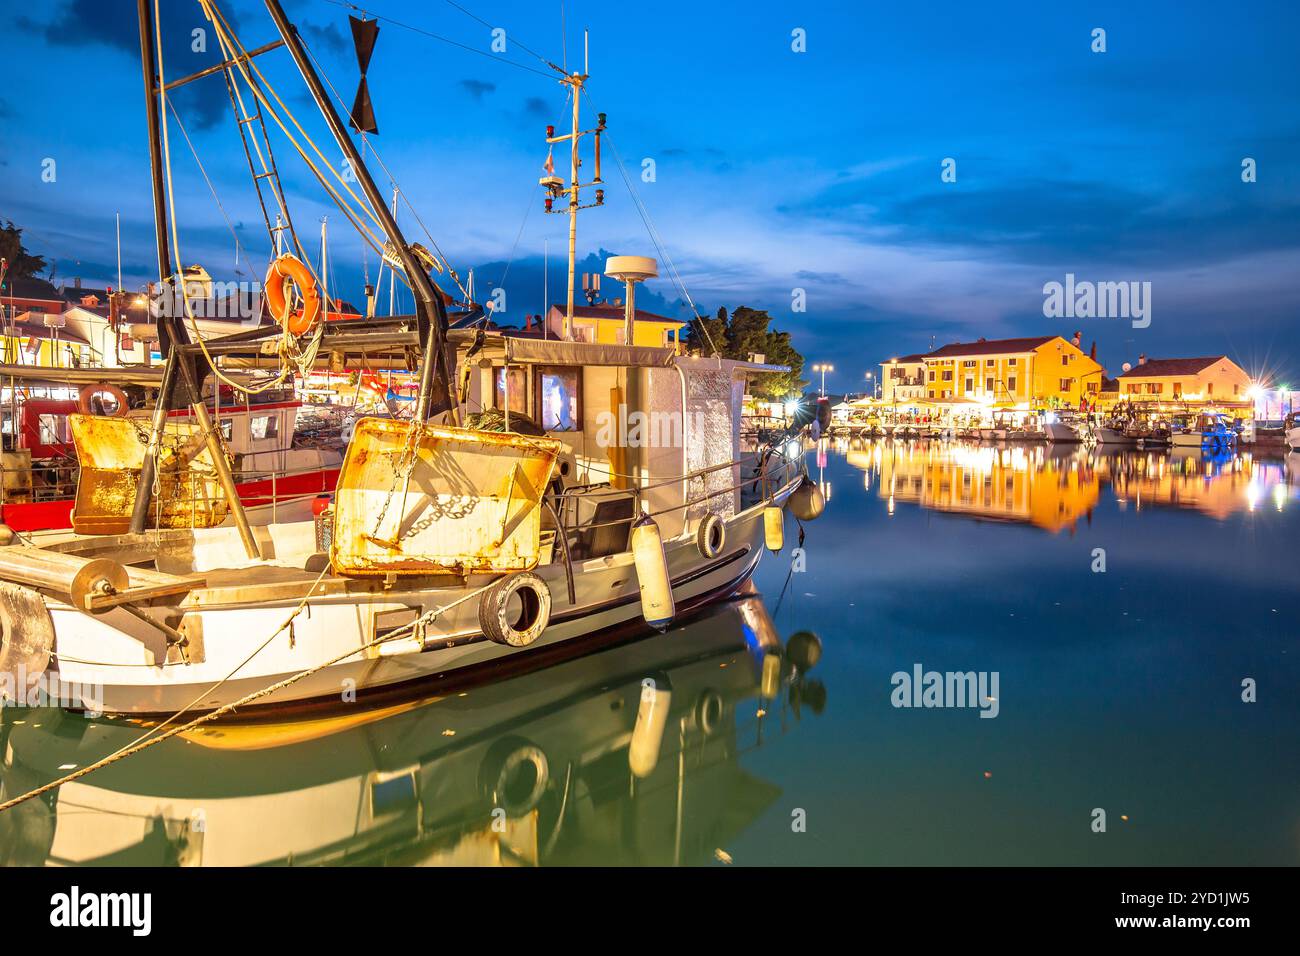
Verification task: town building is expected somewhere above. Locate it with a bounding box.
[1113,355,1253,406]
[880,352,929,402]
[919,335,1104,408]
[542,304,685,350]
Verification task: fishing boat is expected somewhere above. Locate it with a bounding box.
[0,0,817,721]
[0,367,341,536]
[1171,411,1237,449]
[1286,411,1300,452]
[1044,418,1080,442]
[0,591,819,866]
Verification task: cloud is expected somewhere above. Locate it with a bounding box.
[523,97,549,117]
[301,20,347,55]
[460,79,496,100]
[35,0,242,130]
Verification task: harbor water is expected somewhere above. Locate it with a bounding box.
[2,439,1297,865]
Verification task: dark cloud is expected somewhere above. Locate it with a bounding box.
[36,0,242,130]
[459,79,496,100]
[522,97,549,117]
[301,20,346,55]
[791,167,1300,271]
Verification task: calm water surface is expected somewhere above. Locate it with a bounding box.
[2,439,1297,865]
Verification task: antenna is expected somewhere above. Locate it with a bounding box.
[539,58,606,340]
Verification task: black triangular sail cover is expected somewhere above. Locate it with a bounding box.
[348,16,379,134]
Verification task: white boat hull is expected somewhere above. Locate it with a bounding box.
[50,492,790,716]
[1044,422,1080,442]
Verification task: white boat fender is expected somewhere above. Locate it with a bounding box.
[788,475,826,521]
[696,513,726,559]
[630,673,673,778]
[763,505,785,552]
[632,513,675,630]
[479,571,551,647]
[0,582,55,692]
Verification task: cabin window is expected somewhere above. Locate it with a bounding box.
[250,414,279,440]
[37,414,71,446]
[536,366,581,431]
[220,419,234,442]
[494,367,529,416]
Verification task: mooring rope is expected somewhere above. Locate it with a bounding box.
[0,568,520,814]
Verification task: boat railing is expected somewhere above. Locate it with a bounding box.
[550,440,804,544]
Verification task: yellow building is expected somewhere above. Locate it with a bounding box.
[1113,355,1252,407]
[879,352,928,402]
[920,335,1104,408]
[543,304,685,350]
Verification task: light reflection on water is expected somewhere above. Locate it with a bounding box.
[2,438,1297,866]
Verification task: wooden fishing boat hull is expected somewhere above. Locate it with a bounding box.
[47,481,795,716]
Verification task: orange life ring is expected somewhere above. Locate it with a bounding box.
[78,383,129,417]
[265,255,322,337]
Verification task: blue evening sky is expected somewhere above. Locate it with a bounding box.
[1,0,1297,391]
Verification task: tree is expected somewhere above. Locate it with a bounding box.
[683,303,806,399]
[0,221,56,296]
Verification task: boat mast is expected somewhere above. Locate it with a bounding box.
[542,34,604,340]
[262,0,454,422]
[129,0,186,535]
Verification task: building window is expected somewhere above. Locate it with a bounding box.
[1007,376,1017,392]
[928,370,936,382]
[964,377,973,392]
[1007,358,1017,366]
[536,366,581,431]
[1207,383,1214,396]
[494,367,529,416]
[985,377,994,392]
[986,359,995,367]
[962,360,976,368]
[1173,382,1182,398]
[928,390,935,398]
[573,323,596,343]
[941,370,953,382]
[1059,378,1073,391]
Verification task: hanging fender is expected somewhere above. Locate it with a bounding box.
[696,512,726,559]
[479,571,551,647]
[76,383,128,417]
[264,254,322,337]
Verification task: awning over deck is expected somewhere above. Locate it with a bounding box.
[502,337,677,368]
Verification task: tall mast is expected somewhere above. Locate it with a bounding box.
[541,36,604,341]
[263,0,454,421]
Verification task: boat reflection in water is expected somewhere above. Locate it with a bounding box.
[0,588,823,866]
[842,437,1297,528]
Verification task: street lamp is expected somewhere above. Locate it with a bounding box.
[865,371,877,400]
[812,362,833,396]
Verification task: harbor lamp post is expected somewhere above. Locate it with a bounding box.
[865,371,877,399]
[813,362,833,396]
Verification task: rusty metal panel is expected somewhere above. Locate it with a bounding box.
[67,414,231,535]
[331,418,562,577]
